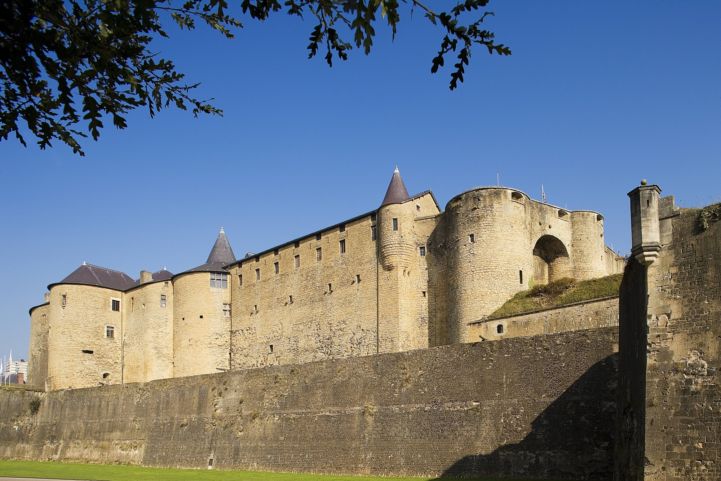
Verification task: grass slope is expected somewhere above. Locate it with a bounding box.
[0,460,554,481]
[489,273,622,320]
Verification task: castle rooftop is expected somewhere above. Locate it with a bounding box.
[381,167,410,206]
[50,263,137,291]
[180,228,237,274]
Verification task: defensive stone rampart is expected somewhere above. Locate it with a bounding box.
[0,328,618,480]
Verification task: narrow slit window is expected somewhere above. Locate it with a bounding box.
[339,239,346,254]
[371,225,377,241]
[392,218,398,231]
[289,295,293,304]
[419,246,426,256]
[328,283,333,293]
[469,233,475,243]
[160,294,167,308]
[519,270,523,284]
[238,274,243,286]
[274,261,279,274]
[294,254,300,269]
[269,344,274,354]
[356,274,361,283]
[255,268,260,281]
[61,294,67,307]
[316,247,322,261]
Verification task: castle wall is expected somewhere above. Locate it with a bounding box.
[571,211,609,280]
[468,296,619,341]
[229,214,379,369]
[641,206,721,481]
[46,285,123,390]
[0,328,618,480]
[173,272,231,377]
[123,281,174,383]
[28,304,49,389]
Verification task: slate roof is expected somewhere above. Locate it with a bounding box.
[54,263,137,291]
[182,228,237,273]
[152,269,173,281]
[381,167,410,206]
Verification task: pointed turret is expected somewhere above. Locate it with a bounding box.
[206,227,236,266]
[381,166,410,206]
[182,228,237,273]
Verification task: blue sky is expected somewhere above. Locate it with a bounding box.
[1,1,720,359]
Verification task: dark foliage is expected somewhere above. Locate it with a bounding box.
[0,0,510,155]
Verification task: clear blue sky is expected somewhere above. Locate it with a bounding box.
[1,1,720,359]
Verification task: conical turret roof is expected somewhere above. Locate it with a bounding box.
[381,166,410,206]
[183,228,237,273]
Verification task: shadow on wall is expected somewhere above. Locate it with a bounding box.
[432,355,618,481]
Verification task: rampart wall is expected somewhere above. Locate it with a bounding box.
[467,297,619,341]
[1,328,618,480]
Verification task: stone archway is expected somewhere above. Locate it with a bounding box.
[533,235,571,285]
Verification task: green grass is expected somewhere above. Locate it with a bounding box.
[0,460,550,481]
[488,273,622,319]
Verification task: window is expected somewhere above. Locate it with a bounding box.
[316,247,322,261]
[419,246,426,256]
[422,291,427,298]
[371,225,377,241]
[316,233,322,240]
[288,295,293,304]
[339,223,346,232]
[339,239,346,254]
[294,255,300,269]
[111,299,120,311]
[160,294,167,308]
[469,233,475,243]
[223,303,231,318]
[105,325,115,339]
[328,283,333,293]
[355,274,361,283]
[519,270,523,284]
[274,261,279,274]
[81,349,94,354]
[102,372,110,379]
[497,324,504,334]
[255,268,260,281]
[392,218,398,231]
[61,294,67,307]
[238,274,243,286]
[255,256,259,262]
[273,248,279,255]
[269,344,274,354]
[210,272,228,288]
[294,241,300,248]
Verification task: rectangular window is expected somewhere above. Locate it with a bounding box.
[419,246,426,256]
[294,254,300,269]
[223,303,231,318]
[160,294,167,308]
[392,218,398,231]
[469,233,475,243]
[274,261,279,274]
[316,247,322,261]
[238,274,243,286]
[105,325,115,339]
[339,239,346,254]
[316,233,322,240]
[111,298,120,311]
[339,223,346,232]
[371,225,377,241]
[519,270,524,284]
[255,268,260,281]
[294,241,300,248]
[356,274,361,283]
[61,294,67,308]
[210,272,228,288]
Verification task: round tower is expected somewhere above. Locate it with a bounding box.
[570,211,607,280]
[377,167,415,270]
[444,188,533,343]
[173,228,236,377]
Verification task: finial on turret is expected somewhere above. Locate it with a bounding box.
[220,226,225,234]
[82,261,87,266]
[641,179,648,186]
[394,165,399,174]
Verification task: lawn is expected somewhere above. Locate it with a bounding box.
[0,460,536,481]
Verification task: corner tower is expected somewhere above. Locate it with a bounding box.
[173,229,236,377]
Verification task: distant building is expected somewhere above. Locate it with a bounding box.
[1,355,28,385]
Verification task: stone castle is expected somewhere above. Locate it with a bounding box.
[28,168,624,391]
[4,175,720,481]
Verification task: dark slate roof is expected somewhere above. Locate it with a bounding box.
[181,228,237,274]
[381,167,410,206]
[53,263,137,291]
[152,269,173,281]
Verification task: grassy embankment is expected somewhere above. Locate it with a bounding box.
[0,460,558,481]
[489,273,622,320]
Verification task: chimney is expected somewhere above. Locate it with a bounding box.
[140,271,153,283]
[628,180,662,265]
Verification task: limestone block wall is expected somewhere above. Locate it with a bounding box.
[641,207,721,481]
[47,285,123,390]
[0,328,618,480]
[123,280,174,383]
[230,214,379,369]
[28,304,49,389]
[571,211,609,280]
[173,272,231,377]
[467,297,618,341]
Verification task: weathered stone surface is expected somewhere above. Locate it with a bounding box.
[1,329,617,479]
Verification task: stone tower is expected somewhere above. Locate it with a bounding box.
[173,229,236,377]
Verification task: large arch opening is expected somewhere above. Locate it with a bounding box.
[532,235,571,285]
